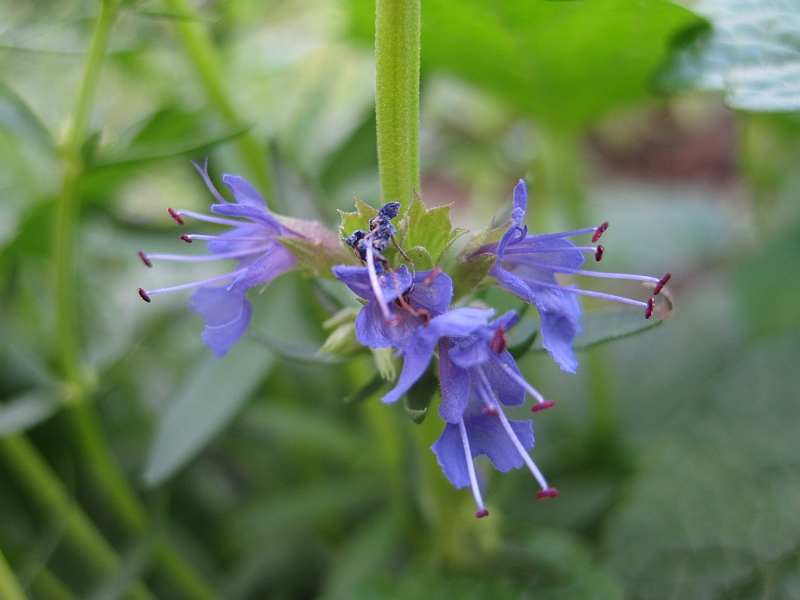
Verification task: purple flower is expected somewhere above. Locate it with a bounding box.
[332,264,494,404]
[137,162,298,357]
[487,180,671,373]
[432,311,558,518]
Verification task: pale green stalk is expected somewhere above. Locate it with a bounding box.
[0,546,29,600]
[375,0,421,205]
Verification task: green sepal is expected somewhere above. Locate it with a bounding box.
[372,347,399,381]
[403,366,439,424]
[338,194,379,237]
[276,216,355,279]
[449,219,511,301]
[405,246,433,271]
[396,192,466,265]
[319,308,364,358]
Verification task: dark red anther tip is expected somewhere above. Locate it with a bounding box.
[536,488,559,499]
[595,245,604,262]
[591,222,609,243]
[180,234,193,243]
[138,251,152,267]
[482,407,499,417]
[491,326,507,354]
[138,288,151,303]
[168,208,185,225]
[531,400,555,412]
[645,297,655,319]
[475,508,490,518]
[653,272,671,296]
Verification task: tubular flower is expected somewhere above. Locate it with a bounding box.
[331,264,493,404]
[137,162,298,357]
[432,311,557,518]
[486,180,671,372]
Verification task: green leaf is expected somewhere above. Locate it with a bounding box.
[350,0,704,129]
[397,193,466,265]
[659,0,800,112]
[142,340,274,487]
[339,194,379,236]
[404,246,433,271]
[403,366,439,424]
[603,334,800,599]
[0,81,53,149]
[0,390,60,439]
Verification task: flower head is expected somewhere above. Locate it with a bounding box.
[487,180,671,372]
[432,311,557,517]
[137,161,298,357]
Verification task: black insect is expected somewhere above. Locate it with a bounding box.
[344,202,403,275]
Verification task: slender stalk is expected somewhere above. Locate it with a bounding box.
[50,2,222,598]
[163,0,275,205]
[29,568,81,600]
[0,546,29,600]
[0,435,156,600]
[375,0,421,205]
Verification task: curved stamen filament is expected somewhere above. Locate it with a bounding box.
[144,244,274,263]
[458,418,488,518]
[507,258,662,284]
[521,227,601,241]
[474,368,550,491]
[175,210,243,227]
[142,268,248,297]
[488,354,547,405]
[365,246,393,321]
[504,245,599,256]
[184,234,269,243]
[191,159,228,205]
[521,278,649,309]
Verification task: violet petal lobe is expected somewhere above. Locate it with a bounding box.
[190,286,253,358]
[211,202,282,230]
[438,342,470,424]
[228,244,298,294]
[409,269,452,316]
[478,352,525,407]
[431,422,471,489]
[222,174,268,209]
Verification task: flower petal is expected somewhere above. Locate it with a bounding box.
[190,286,253,358]
[438,342,470,423]
[333,265,413,303]
[497,179,528,257]
[228,244,297,293]
[211,202,282,231]
[463,394,533,472]
[480,352,525,407]
[410,269,453,316]
[222,174,268,208]
[431,422,471,489]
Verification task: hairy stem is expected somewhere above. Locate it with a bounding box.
[375,0,421,205]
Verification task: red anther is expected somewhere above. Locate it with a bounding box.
[417,308,431,327]
[167,208,185,225]
[653,272,671,296]
[482,406,499,417]
[645,297,655,319]
[475,508,490,518]
[386,316,404,327]
[180,234,193,243]
[490,326,507,354]
[592,222,609,243]
[536,488,559,499]
[595,245,604,262]
[531,400,555,413]
[138,288,152,303]
[138,251,152,267]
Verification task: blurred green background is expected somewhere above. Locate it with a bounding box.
[2,0,800,598]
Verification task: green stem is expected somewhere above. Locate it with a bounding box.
[164,0,275,205]
[0,546,29,600]
[0,435,156,600]
[533,129,587,228]
[30,568,81,600]
[375,0,421,205]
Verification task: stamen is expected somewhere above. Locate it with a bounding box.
[536,488,559,499]
[458,418,488,517]
[185,234,271,243]
[180,235,193,243]
[138,251,152,267]
[365,246,393,321]
[423,267,442,287]
[167,208,185,225]
[191,159,228,204]
[142,268,248,297]
[490,327,507,354]
[645,297,655,319]
[144,244,273,263]
[653,273,671,296]
[504,245,600,256]
[474,369,551,492]
[505,258,662,285]
[487,354,547,405]
[138,288,151,302]
[520,278,649,309]
[524,227,601,242]
[531,401,555,412]
[595,245,604,261]
[174,210,243,227]
[592,222,609,243]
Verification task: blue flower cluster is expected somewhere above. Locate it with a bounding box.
[138,168,670,517]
